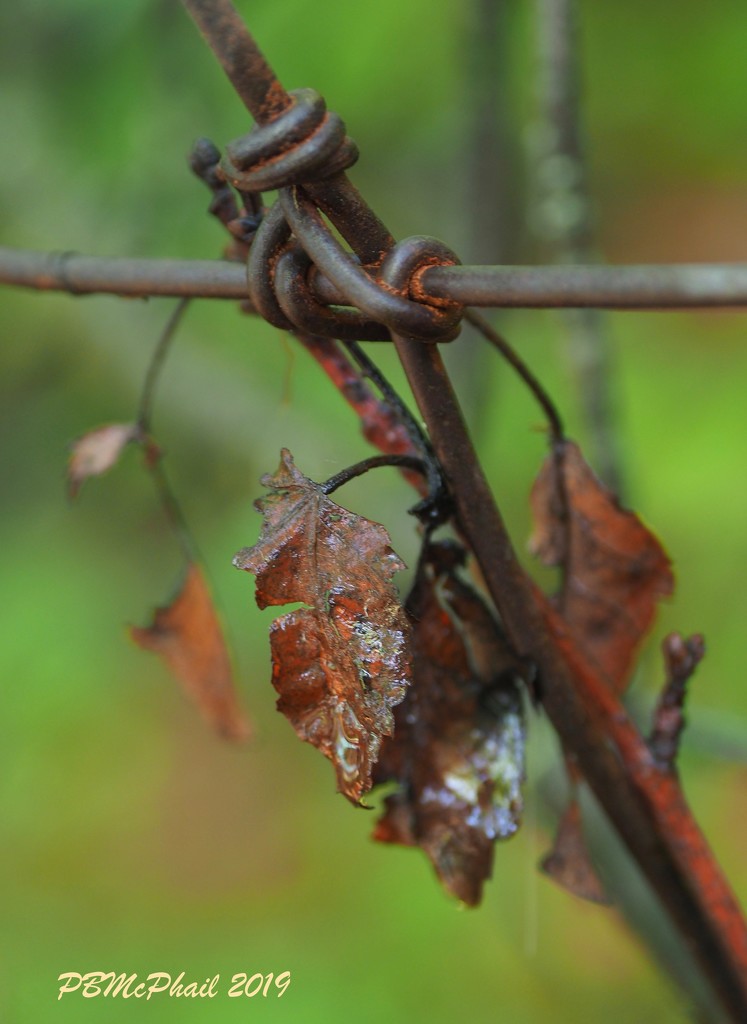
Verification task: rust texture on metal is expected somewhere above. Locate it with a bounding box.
[6,245,747,310]
[420,262,747,308]
[182,0,462,345]
[181,0,292,123]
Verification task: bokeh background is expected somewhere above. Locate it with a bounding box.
[2,2,747,1021]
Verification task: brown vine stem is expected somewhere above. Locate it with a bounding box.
[295,335,426,492]
[136,299,199,565]
[465,308,564,441]
[320,454,427,496]
[177,2,747,1016]
[5,246,747,308]
[137,298,190,433]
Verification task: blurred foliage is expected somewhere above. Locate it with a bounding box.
[2,2,747,1022]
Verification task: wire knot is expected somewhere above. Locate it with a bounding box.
[247,187,463,343]
[195,89,463,343]
[221,88,359,192]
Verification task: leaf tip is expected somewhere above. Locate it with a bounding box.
[232,547,253,571]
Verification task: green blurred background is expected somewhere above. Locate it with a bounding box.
[2,2,747,1021]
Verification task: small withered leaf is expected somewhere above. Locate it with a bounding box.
[373,541,525,906]
[529,439,674,692]
[234,449,411,805]
[67,422,140,497]
[131,563,250,742]
[541,798,610,905]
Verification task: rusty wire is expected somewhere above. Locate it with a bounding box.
[2,12,747,313]
[6,250,747,310]
[6,3,745,315]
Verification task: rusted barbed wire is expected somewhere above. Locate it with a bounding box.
[5,246,747,310]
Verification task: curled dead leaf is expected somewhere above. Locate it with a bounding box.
[131,563,250,742]
[529,439,674,692]
[234,449,411,804]
[67,423,140,497]
[373,541,525,906]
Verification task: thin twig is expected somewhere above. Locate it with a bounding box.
[136,300,199,563]
[345,340,433,459]
[466,309,564,441]
[341,342,453,525]
[294,333,428,495]
[320,454,427,496]
[144,451,199,564]
[137,298,191,433]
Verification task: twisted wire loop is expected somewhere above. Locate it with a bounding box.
[222,88,359,192]
[225,87,464,342]
[274,246,391,341]
[280,188,463,342]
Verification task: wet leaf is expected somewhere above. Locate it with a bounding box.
[67,423,140,497]
[529,439,674,692]
[131,563,250,742]
[541,796,610,905]
[373,541,525,906]
[233,449,411,805]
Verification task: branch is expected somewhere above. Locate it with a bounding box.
[5,246,747,309]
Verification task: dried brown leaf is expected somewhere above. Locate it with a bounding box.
[529,439,674,691]
[373,541,525,906]
[234,449,411,805]
[131,563,250,742]
[540,798,610,905]
[68,423,140,497]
